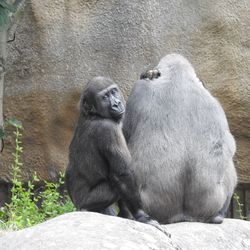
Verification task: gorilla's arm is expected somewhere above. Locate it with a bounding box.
[102,126,142,215]
[123,80,148,142]
[99,122,149,221]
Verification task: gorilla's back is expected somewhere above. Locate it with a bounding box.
[123,54,237,223]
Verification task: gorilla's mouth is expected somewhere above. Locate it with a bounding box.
[110,102,125,116]
[110,109,124,120]
[111,109,124,116]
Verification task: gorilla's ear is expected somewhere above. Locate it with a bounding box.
[81,93,97,115]
[82,100,91,115]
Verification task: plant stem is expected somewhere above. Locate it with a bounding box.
[233,193,247,220]
[0,30,7,151]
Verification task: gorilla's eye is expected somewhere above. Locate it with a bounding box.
[111,88,118,95]
[103,93,109,100]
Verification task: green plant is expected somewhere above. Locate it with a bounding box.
[0,118,22,152]
[0,118,22,137]
[0,120,75,230]
[233,193,247,220]
[1,121,43,229]
[40,172,75,219]
[0,0,26,31]
[0,1,16,31]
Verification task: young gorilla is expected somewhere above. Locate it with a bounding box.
[65,76,161,228]
[123,54,237,224]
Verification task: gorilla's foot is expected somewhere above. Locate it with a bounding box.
[99,206,117,216]
[210,215,224,224]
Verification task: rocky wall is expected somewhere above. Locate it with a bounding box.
[1,0,249,183]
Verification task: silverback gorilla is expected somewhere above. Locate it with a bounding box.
[65,76,164,229]
[123,54,237,224]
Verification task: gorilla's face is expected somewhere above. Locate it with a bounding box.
[95,84,125,120]
[81,77,125,122]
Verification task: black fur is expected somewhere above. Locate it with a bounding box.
[65,76,158,225]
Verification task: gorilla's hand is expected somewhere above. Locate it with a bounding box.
[140,68,161,80]
[134,210,171,237]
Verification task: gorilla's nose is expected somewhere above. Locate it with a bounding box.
[113,100,121,107]
[111,98,121,108]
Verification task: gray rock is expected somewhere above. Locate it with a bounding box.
[0,212,249,250]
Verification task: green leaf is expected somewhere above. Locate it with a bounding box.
[6,118,22,129]
[0,8,9,30]
[0,1,16,31]
[0,126,4,139]
[0,1,16,12]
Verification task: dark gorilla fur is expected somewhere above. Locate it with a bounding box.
[65,76,163,228]
[123,54,237,224]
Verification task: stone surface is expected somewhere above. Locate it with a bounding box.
[0,212,250,250]
[1,0,250,182]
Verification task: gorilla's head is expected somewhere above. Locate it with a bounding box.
[81,77,125,121]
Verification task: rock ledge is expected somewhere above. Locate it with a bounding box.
[0,212,249,250]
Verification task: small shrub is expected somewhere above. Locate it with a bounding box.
[233,193,247,220]
[0,120,75,230]
[40,172,75,219]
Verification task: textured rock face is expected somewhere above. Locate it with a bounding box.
[1,0,250,182]
[0,212,250,250]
